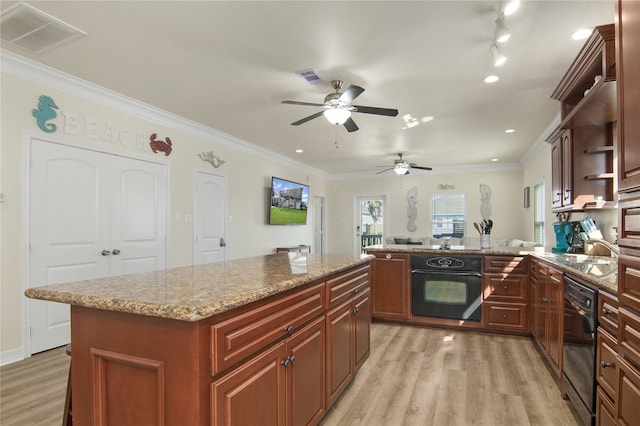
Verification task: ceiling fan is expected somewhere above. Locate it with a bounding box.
[376,153,432,175]
[281,80,398,132]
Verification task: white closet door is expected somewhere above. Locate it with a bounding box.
[194,171,226,264]
[109,157,167,276]
[29,140,111,353]
[28,139,168,354]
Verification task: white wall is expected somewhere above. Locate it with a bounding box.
[0,54,328,360]
[327,167,528,254]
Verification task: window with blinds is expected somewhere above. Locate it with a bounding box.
[534,182,545,244]
[432,194,466,238]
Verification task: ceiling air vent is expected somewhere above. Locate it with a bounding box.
[296,68,323,85]
[0,2,86,54]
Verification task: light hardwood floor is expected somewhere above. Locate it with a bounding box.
[0,323,580,425]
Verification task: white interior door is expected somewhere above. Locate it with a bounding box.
[110,158,167,275]
[313,196,326,254]
[28,139,168,354]
[194,171,226,264]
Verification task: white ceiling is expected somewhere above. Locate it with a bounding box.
[0,0,616,175]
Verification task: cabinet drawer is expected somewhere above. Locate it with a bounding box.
[597,328,619,401]
[599,290,620,337]
[619,255,640,313]
[482,302,528,332]
[482,274,528,302]
[617,356,640,426]
[596,386,617,426]
[620,307,640,371]
[326,264,370,308]
[619,193,640,250]
[211,283,325,375]
[484,256,528,274]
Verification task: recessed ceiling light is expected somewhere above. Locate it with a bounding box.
[572,28,593,40]
[503,1,520,16]
[491,158,499,162]
[421,116,434,123]
[295,149,303,153]
[505,129,515,133]
[484,75,499,83]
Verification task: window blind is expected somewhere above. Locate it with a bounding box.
[432,194,466,238]
[534,183,545,244]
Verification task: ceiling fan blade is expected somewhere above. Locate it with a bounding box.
[282,100,325,107]
[410,165,433,171]
[375,168,393,175]
[291,111,324,126]
[352,105,399,117]
[343,117,359,132]
[339,85,365,104]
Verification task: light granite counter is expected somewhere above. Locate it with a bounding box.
[365,244,617,293]
[25,253,373,321]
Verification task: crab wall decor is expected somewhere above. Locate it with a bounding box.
[149,133,172,156]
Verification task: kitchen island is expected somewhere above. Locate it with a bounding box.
[25,253,373,425]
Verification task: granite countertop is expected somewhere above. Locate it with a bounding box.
[25,253,373,322]
[365,244,617,294]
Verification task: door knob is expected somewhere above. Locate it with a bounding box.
[112,249,120,255]
[101,250,111,256]
[220,237,226,247]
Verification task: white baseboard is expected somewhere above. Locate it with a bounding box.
[0,347,26,366]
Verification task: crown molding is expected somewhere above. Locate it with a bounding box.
[0,48,329,178]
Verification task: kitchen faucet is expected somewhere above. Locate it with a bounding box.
[585,239,619,258]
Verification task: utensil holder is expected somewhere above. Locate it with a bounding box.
[481,235,491,249]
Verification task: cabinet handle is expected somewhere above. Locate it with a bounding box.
[281,358,290,368]
[542,297,550,304]
[352,307,359,315]
[601,308,611,316]
[284,326,294,334]
[112,249,120,255]
[352,289,359,295]
[601,361,612,369]
[504,285,509,290]
[385,254,392,259]
[503,314,508,319]
[289,356,295,364]
[101,250,111,256]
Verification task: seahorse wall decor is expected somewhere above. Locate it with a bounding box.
[407,187,418,232]
[198,151,226,168]
[149,133,173,156]
[480,183,492,220]
[32,95,59,133]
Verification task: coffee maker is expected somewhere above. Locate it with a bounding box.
[552,222,572,253]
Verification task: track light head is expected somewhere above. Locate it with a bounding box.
[495,14,511,43]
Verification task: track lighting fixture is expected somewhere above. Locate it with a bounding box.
[490,43,507,67]
[503,0,520,16]
[495,14,511,43]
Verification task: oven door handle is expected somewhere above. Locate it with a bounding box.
[411,269,481,278]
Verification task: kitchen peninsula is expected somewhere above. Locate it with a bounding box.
[25,253,372,425]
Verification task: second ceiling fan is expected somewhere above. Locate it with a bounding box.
[376,153,432,175]
[281,80,398,132]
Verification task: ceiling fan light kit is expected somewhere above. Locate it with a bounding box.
[377,153,432,175]
[281,79,398,133]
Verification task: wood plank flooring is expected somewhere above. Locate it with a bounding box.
[0,323,580,425]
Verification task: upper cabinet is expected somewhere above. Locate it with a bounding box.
[548,24,617,212]
[616,1,640,192]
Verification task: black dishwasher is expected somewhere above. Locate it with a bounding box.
[562,275,598,426]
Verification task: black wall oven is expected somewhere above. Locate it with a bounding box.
[411,255,482,322]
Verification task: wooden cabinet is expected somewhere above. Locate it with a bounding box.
[549,24,618,211]
[482,256,529,334]
[599,290,620,338]
[616,0,640,192]
[370,253,410,320]
[551,131,573,209]
[529,259,563,377]
[211,316,326,426]
[325,265,370,408]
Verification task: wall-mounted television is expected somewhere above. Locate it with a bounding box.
[269,176,309,225]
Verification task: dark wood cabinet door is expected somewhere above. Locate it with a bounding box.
[547,268,564,376]
[325,301,354,407]
[561,131,573,205]
[617,0,640,192]
[370,254,409,319]
[617,356,640,425]
[211,343,286,426]
[286,317,326,426]
[596,386,617,426]
[353,291,371,372]
[551,139,563,208]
